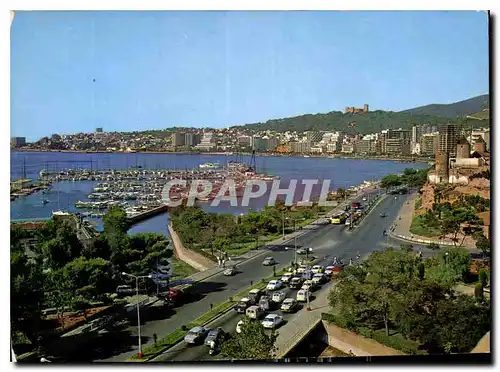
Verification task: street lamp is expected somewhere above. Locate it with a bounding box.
[122,272,152,357]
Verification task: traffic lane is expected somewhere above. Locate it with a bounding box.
[112,223,345,357]
[162,284,327,362]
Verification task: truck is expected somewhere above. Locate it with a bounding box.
[161,282,194,306]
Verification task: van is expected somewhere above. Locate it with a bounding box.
[258,296,271,311]
[296,289,310,302]
[246,305,265,320]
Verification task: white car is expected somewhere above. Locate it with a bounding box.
[312,273,325,285]
[324,266,335,276]
[296,289,311,302]
[301,280,316,291]
[261,314,284,329]
[311,265,324,274]
[281,272,293,284]
[236,319,246,334]
[363,197,367,201]
[272,291,286,303]
[266,280,283,291]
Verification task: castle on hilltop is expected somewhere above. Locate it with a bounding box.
[345,104,369,114]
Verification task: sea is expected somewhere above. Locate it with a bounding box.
[10,151,427,236]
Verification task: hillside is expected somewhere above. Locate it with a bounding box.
[235,110,484,135]
[400,94,489,118]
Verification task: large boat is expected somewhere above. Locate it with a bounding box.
[199,162,222,169]
[52,210,71,217]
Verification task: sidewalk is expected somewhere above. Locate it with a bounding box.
[389,192,477,250]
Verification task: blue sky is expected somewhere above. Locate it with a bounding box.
[11,11,489,141]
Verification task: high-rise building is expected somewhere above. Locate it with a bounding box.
[438,123,459,156]
[171,132,185,147]
[381,129,411,155]
[237,135,252,148]
[184,133,201,147]
[11,137,26,148]
[195,132,216,151]
[253,136,268,152]
[421,132,439,156]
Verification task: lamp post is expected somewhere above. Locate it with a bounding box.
[282,211,286,239]
[122,272,152,358]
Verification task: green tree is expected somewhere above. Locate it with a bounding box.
[220,319,278,360]
[474,234,490,258]
[478,269,488,288]
[11,246,44,345]
[380,174,402,191]
[103,206,129,252]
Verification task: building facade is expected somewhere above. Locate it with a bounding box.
[11,137,26,148]
[420,132,439,156]
[438,123,459,156]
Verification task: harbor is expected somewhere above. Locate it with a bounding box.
[12,160,280,222]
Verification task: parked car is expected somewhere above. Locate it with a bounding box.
[296,248,307,255]
[235,298,251,313]
[261,314,284,329]
[246,305,265,320]
[281,298,299,313]
[296,289,311,302]
[281,272,293,284]
[272,291,286,303]
[184,326,209,344]
[289,277,304,289]
[262,257,276,266]
[223,266,237,276]
[266,280,283,291]
[311,265,324,274]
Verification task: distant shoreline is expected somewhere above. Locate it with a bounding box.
[11,148,432,164]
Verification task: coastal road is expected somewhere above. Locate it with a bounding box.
[154,193,416,361]
[94,189,381,362]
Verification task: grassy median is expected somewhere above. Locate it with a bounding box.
[129,268,287,361]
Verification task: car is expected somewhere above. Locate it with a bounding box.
[262,257,276,266]
[261,314,284,329]
[266,280,283,291]
[184,326,209,344]
[297,265,307,274]
[272,291,286,303]
[312,273,326,285]
[380,212,387,218]
[281,272,293,284]
[324,266,335,276]
[280,298,298,313]
[235,298,251,313]
[204,327,225,347]
[236,319,246,334]
[301,280,317,291]
[258,295,271,311]
[116,285,135,295]
[296,289,311,302]
[289,277,304,289]
[311,265,324,274]
[223,267,236,276]
[246,305,265,320]
[296,248,307,255]
[362,197,367,201]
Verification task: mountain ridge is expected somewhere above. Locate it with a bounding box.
[399,94,489,118]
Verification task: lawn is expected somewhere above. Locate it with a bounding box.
[409,214,441,237]
[170,256,198,281]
